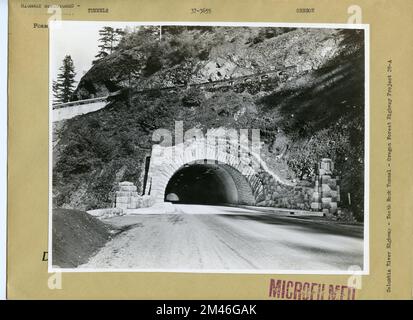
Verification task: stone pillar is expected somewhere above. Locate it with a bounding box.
[115,181,140,209]
[310,178,322,210]
[311,158,340,217]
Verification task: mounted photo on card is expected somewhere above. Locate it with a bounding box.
[49,21,369,273]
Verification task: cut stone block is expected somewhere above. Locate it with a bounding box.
[321,184,331,192]
[116,191,134,197]
[321,190,331,198]
[116,202,128,209]
[311,202,321,210]
[120,186,137,192]
[129,199,138,209]
[321,175,331,184]
[119,181,134,186]
[321,197,332,204]
[329,179,337,188]
[116,196,131,203]
[322,202,331,209]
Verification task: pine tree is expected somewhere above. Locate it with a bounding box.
[52,80,60,104]
[93,27,125,63]
[55,55,76,103]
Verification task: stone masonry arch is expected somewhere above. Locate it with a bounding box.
[116,133,340,217]
[143,134,293,205]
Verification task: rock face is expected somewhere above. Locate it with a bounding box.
[54,26,365,220]
[73,27,362,99]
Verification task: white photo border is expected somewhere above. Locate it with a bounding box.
[48,21,370,275]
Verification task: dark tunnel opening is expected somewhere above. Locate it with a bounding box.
[164,162,255,205]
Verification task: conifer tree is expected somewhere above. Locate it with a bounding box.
[94,27,125,63]
[52,80,60,104]
[55,55,76,103]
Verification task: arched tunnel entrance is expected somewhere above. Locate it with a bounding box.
[164,161,256,205]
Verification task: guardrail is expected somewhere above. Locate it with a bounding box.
[52,90,122,110]
[51,66,296,110]
[52,96,108,110]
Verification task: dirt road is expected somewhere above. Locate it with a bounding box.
[79,204,364,271]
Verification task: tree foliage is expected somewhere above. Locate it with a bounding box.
[94,27,126,64]
[54,55,76,103]
[286,115,365,221]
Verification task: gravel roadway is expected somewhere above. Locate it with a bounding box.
[79,204,364,271]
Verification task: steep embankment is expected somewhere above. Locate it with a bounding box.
[52,209,114,267]
[54,26,365,220]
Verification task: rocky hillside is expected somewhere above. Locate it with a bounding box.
[74,27,361,98]
[54,26,365,220]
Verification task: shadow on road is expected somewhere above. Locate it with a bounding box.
[221,214,364,239]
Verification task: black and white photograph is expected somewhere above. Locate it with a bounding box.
[49,22,368,273]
